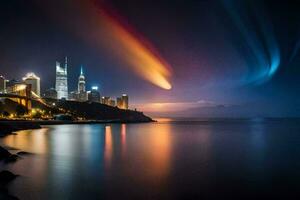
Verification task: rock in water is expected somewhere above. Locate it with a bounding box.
[4,154,19,163]
[16,151,32,156]
[0,146,11,160]
[0,187,19,200]
[0,170,18,185]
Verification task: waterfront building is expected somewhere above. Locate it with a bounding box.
[108,98,116,107]
[68,91,78,101]
[117,97,122,108]
[22,72,40,97]
[55,57,68,99]
[77,66,87,102]
[122,94,129,109]
[88,86,100,102]
[43,88,57,99]
[0,75,6,93]
[101,96,110,105]
[116,94,129,109]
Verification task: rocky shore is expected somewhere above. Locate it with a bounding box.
[0,146,21,199]
[0,121,39,199]
[0,121,41,137]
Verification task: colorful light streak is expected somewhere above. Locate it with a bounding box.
[93,1,172,90]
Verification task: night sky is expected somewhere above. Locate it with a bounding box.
[0,0,299,117]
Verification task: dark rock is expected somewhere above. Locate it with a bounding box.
[0,146,20,163]
[0,170,18,185]
[4,154,19,163]
[0,188,19,200]
[0,121,41,135]
[0,146,11,160]
[17,151,32,156]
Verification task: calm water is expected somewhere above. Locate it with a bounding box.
[1,118,300,199]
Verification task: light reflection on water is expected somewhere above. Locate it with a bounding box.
[0,119,300,199]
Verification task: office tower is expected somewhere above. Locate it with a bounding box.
[101,96,110,105]
[68,91,78,101]
[88,86,100,102]
[0,75,6,93]
[55,57,68,99]
[43,88,57,99]
[121,94,129,109]
[116,94,129,109]
[22,72,40,96]
[78,66,86,92]
[117,97,122,108]
[108,98,116,107]
[77,66,87,102]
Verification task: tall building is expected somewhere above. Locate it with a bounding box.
[22,72,40,96]
[117,94,129,109]
[88,86,100,102]
[108,98,116,107]
[117,97,122,108]
[43,88,57,99]
[122,94,129,109]
[101,96,110,105]
[78,66,86,92]
[77,66,87,102]
[55,57,68,99]
[0,75,6,93]
[68,91,78,101]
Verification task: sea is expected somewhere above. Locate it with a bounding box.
[1,118,300,199]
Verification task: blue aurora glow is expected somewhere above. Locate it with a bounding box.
[290,39,300,63]
[223,0,280,85]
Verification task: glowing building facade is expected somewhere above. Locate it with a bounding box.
[88,86,100,102]
[122,94,129,109]
[116,94,129,109]
[22,72,40,96]
[55,57,68,99]
[77,66,87,102]
[0,75,6,93]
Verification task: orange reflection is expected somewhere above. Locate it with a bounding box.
[3,128,48,154]
[143,124,172,179]
[104,126,113,168]
[121,124,127,158]
[154,118,173,123]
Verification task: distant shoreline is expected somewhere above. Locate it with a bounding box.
[0,119,155,137]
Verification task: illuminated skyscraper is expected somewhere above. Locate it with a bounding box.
[108,98,116,107]
[88,86,100,102]
[0,75,6,93]
[101,96,110,105]
[117,97,122,108]
[22,72,40,96]
[77,66,87,101]
[116,94,129,109]
[78,66,86,92]
[122,94,129,109]
[55,57,68,99]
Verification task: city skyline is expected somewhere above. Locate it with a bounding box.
[0,0,299,117]
[0,57,130,110]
